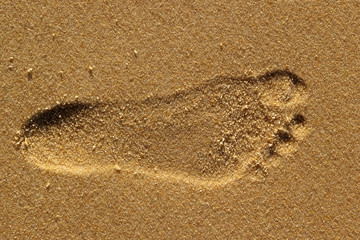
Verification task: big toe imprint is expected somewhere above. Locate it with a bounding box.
[15,70,308,187]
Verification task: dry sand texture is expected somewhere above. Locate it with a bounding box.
[1,1,360,239]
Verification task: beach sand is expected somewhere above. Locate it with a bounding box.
[1,1,359,239]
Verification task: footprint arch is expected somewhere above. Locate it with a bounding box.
[15,70,308,187]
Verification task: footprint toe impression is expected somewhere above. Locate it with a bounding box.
[16,70,308,186]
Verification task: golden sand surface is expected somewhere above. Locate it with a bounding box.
[1,1,359,239]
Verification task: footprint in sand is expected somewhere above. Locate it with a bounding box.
[15,70,308,187]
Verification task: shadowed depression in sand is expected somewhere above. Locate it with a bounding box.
[15,70,308,187]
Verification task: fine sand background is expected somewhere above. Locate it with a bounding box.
[1,1,360,239]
